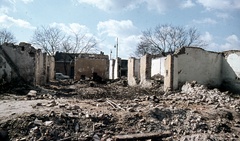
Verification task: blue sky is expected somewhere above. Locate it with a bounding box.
[0,0,240,59]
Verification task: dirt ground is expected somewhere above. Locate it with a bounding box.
[0,79,239,141]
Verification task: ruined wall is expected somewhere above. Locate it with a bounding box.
[175,47,222,89]
[74,54,109,80]
[127,57,140,86]
[47,56,55,81]
[35,49,44,85]
[0,54,13,84]
[164,47,223,91]
[140,54,153,87]
[151,57,166,77]
[222,51,240,93]
[164,55,173,91]
[42,54,55,82]
[1,43,36,84]
[109,59,115,79]
[134,59,140,81]
[0,43,54,86]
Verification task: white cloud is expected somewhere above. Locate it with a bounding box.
[74,0,195,13]
[0,14,35,29]
[21,0,34,4]
[180,0,195,8]
[0,0,33,15]
[200,32,219,51]
[200,32,213,43]
[202,33,240,51]
[7,0,34,4]
[216,12,231,19]
[0,6,10,15]
[197,0,240,10]
[119,35,141,58]
[145,0,196,13]
[221,35,240,50]
[193,18,217,24]
[97,19,141,58]
[145,0,171,13]
[74,0,142,11]
[50,22,90,35]
[97,19,139,37]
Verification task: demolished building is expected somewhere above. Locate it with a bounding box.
[0,42,55,86]
[74,53,109,80]
[109,58,128,79]
[164,47,240,93]
[128,47,240,93]
[55,52,78,79]
[128,54,165,87]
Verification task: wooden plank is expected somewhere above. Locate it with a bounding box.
[114,131,172,141]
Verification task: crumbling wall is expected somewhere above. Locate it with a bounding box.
[164,55,173,91]
[35,49,44,85]
[140,54,153,87]
[0,54,13,84]
[127,57,140,86]
[36,53,55,84]
[109,59,115,79]
[0,42,54,86]
[47,55,55,81]
[74,53,109,80]
[222,51,240,93]
[164,47,223,91]
[1,43,36,84]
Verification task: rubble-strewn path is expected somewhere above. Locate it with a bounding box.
[0,80,239,141]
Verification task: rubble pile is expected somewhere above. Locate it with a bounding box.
[0,81,239,140]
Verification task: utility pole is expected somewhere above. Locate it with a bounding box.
[114,37,118,59]
[110,49,112,59]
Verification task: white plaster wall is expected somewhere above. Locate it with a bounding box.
[222,52,240,93]
[113,58,121,79]
[109,59,115,79]
[175,48,222,88]
[151,57,166,77]
[226,53,240,78]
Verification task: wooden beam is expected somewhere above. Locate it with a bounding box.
[113,131,172,141]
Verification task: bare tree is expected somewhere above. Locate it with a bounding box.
[135,24,206,56]
[31,26,64,56]
[0,28,17,45]
[61,30,97,53]
[60,30,98,75]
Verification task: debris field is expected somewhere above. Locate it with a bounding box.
[0,80,239,141]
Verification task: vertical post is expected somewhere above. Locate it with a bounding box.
[116,37,118,59]
[114,38,119,79]
[110,49,112,60]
